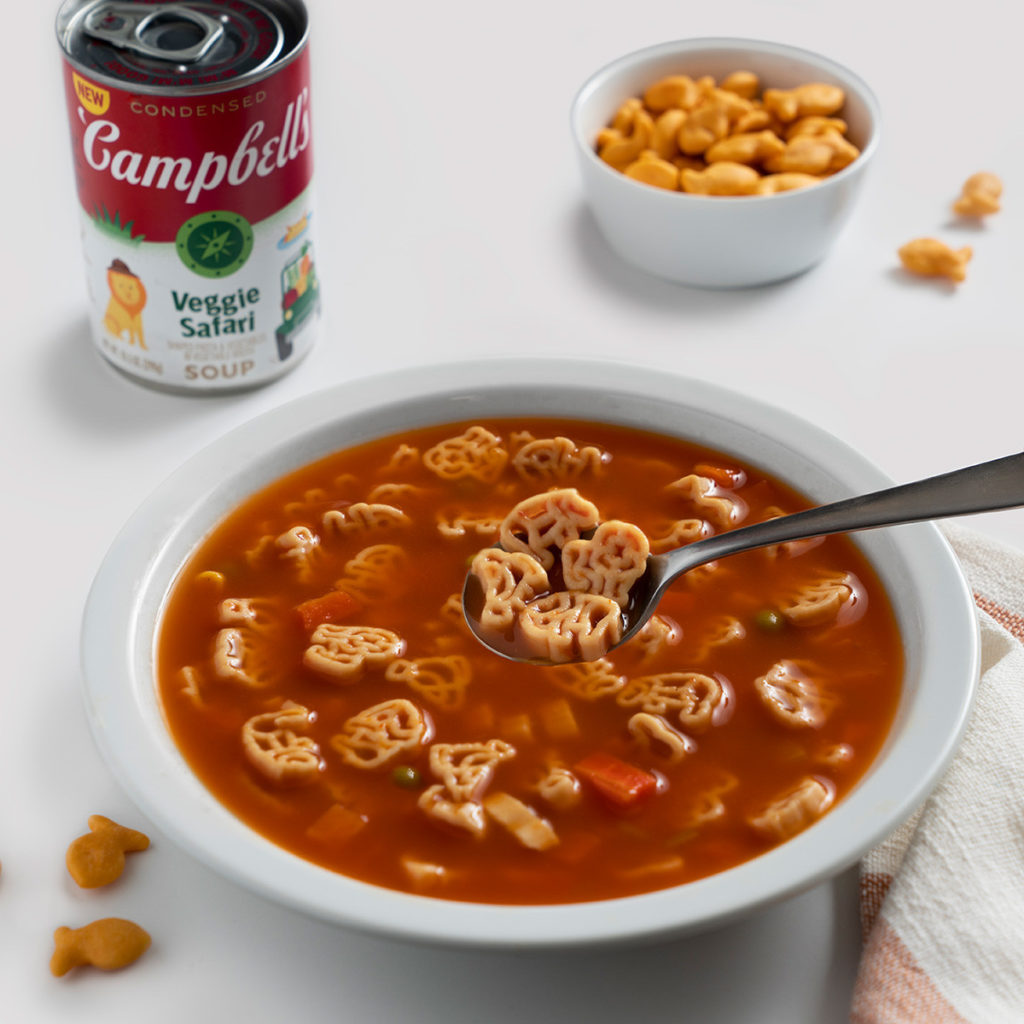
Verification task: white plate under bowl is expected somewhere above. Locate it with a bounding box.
[80,357,979,949]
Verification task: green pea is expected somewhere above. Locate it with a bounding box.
[391,765,422,789]
[754,608,785,632]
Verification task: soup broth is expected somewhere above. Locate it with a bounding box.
[156,418,903,904]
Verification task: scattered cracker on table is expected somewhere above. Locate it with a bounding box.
[50,918,151,976]
[66,815,150,888]
[897,238,972,283]
[952,172,1002,217]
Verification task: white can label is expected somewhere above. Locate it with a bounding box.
[81,187,319,389]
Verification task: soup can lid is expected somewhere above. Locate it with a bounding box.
[57,0,297,91]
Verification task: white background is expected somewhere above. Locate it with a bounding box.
[4,0,1022,1020]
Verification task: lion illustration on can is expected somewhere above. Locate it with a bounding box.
[103,258,147,348]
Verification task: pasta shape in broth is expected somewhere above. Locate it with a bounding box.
[156,417,903,905]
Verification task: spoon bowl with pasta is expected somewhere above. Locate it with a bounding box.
[464,448,1024,665]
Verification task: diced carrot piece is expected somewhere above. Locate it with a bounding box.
[295,590,364,630]
[574,752,658,809]
[305,803,367,844]
[694,463,746,489]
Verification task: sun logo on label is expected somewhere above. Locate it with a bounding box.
[175,210,254,278]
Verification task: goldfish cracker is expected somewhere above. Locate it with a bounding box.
[755,172,822,195]
[624,151,680,191]
[680,162,761,196]
[598,107,654,171]
[593,70,859,195]
[677,101,731,155]
[66,815,150,888]
[764,129,860,175]
[650,109,686,160]
[673,155,708,173]
[785,115,848,139]
[705,130,786,166]
[732,107,774,134]
[642,74,700,112]
[897,238,972,283]
[816,128,860,172]
[952,172,1002,217]
[611,97,644,132]
[694,74,717,99]
[763,82,845,123]
[50,918,151,976]
[719,70,760,100]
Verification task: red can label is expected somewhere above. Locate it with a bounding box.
[60,36,320,391]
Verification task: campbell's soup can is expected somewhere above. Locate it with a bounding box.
[56,0,319,393]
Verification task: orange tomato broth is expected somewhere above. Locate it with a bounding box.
[156,418,903,905]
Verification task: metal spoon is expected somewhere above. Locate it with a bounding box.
[463,449,1024,664]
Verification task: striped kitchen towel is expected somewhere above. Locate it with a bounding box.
[850,522,1024,1023]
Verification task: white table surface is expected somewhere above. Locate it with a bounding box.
[4,0,1021,1019]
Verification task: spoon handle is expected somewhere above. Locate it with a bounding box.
[665,449,1024,575]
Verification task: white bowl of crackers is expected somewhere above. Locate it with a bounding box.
[570,38,881,287]
[80,358,979,950]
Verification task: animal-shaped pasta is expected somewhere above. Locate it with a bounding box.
[275,525,324,581]
[303,623,405,682]
[334,544,410,603]
[283,487,331,520]
[65,816,150,889]
[470,547,550,631]
[617,672,726,733]
[439,592,473,632]
[535,765,582,809]
[213,628,273,687]
[518,591,623,663]
[748,776,834,841]
[499,488,601,570]
[418,785,488,835]
[381,443,421,473]
[690,615,746,661]
[436,512,502,538]
[418,739,516,836]
[322,502,411,538]
[758,506,824,560]
[367,482,427,505]
[385,655,473,711]
[780,571,853,626]
[427,739,516,802]
[242,701,323,784]
[627,712,695,763]
[547,658,626,700]
[632,614,683,661]
[217,597,260,625]
[422,425,508,483]
[649,517,709,553]
[331,698,432,769]
[562,519,650,606]
[511,436,605,482]
[667,474,746,530]
[755,660,827,728]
